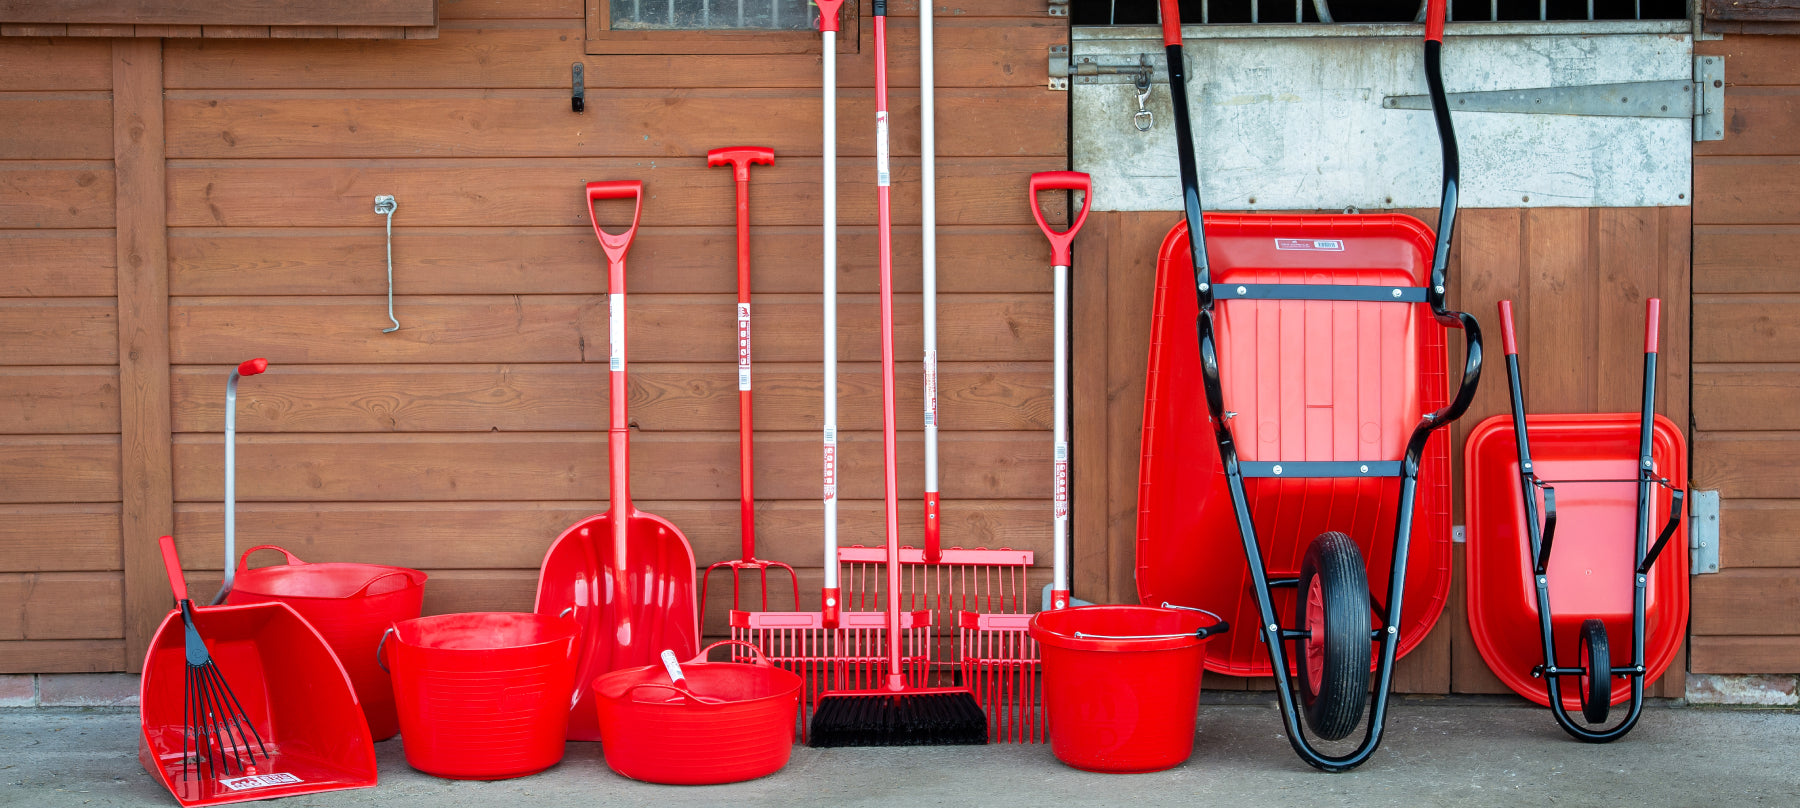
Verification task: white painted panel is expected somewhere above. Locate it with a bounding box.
[1073,29,1693,211]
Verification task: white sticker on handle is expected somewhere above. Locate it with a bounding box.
[823,431,837,501]
[737,303,752,391]
[923,349,938,428]
[1053,441,1069,519]
[609,293,624,372]
[876,112,890,187]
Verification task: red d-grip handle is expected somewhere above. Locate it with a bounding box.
[158,535,189,603]
[1497,300,1518,356]
[237,358,268,377]
[1645,298,1660,354]
[1426,0,1446,42]
[1029,171,1093,267]
[816,0,844,33]
[586,180,644,265]
[707,146,775,181]
[1159,0,1182,46]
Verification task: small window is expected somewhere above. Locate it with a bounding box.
[586,0,858,55]
[1076,0,1688,25]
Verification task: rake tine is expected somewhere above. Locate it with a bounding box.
[209,660,270,758]
[183,665,196,782]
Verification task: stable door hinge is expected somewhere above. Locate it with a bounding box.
[1690,489,1720,575]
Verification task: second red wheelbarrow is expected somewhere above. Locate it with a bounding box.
[1464,299,1688,742]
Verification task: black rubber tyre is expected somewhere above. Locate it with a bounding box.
[1295,532,1372,742]
[1578,618,1612,724]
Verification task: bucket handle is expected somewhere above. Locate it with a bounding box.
[1072,604,1231,642]
[691,639,773,668]
[623,681,724,706]
[354,569,418,598]
[375,626,396,673]
[236,544,307,577]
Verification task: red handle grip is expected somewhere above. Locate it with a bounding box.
[157,535,189,603]
[585,180,644,265]
[707,146,776,181]
[816,0,844,33]
[237,358,268,377]
[1645,298,1660,354]
[1497,300,1518,356]
[1029,171,1094,267]
[1159,0,1182,46]
[1426,0,1446,42]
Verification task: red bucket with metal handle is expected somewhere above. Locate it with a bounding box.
[1029,605,1229,773]
[225,545,426,741]
[592,640,802,785]
[382,612,579,780]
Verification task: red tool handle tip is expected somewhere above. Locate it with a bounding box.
[157,535,189,603]
[815,0,844,32]
[1158,0,1182,46]
[1496,300,1518,356]
[1426,0,1446,41]
[1645,298,1661,354]
[237,358,268,376]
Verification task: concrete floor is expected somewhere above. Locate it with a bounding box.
[5,696,1797,808]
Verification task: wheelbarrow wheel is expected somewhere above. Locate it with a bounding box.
[1578,618,1611,724]
[1295,532,1372,742]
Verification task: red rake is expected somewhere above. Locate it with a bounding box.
[951,171,1093,743]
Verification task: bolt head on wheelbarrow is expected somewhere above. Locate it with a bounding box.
[1464,412,1689,711]
[535,512,700,741]
[139,600,377,806]
[1136,215,1456,678]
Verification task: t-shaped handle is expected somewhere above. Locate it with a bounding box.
[707,147,775,182]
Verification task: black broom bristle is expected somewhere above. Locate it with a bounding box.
[808,690,988,747]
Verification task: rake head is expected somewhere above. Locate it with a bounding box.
[178,601,269,786]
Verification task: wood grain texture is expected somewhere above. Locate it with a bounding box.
[1694,295,1800,363]
[167,226,1049,296]
[0,572,122,640]
[171,362,1050,433]
[0,504,120,572]
[0,95,110,160]
[1694,226,1800,294]
[0,436,120,503]
[0,299,117,365]
[1698,87,1800,157]
[1717,499,1800,568]
[1696,158,1800,225]
[1694,432,1800,498]
[0,367,119,433]
[172,498,1049,573]
[169,294,1049,365]
[170,431,1049,503]
[164,89,1061,159]
[1696,35,1800,87]
[165,157,1063,228]
[0,230,115,297]
[0,37,111,91]
[1449,544,1511,694]
[1690,636,1800,673]
[163,20,1060,90]
[1695,364,1800,431]
[0,0,436,27]
[113,38,173,673]
[1691,568,1800,635]
[0,639,124,672]
[0,163,114,228]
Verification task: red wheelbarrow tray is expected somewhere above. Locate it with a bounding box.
[1463,412,1689,710]
[1136,213,1455,677]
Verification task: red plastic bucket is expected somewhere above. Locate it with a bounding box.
[224,545,426,741]
[382,612,579,780]
[1028,605,1227,773]
[592,640,801,785]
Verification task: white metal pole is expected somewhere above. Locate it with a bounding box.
[1052,261,1068,597]
[921,0,940,556]
[822,26,840,595]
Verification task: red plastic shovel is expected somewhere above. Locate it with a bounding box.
[536,180,700,742]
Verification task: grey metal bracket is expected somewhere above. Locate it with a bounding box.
[1382,56,1725,142]
[1047,0,1068,16]
[1048,46,1165,91]
[1690,489,1720,575]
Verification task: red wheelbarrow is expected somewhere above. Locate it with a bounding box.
[1464,299,1688,742]
[1136,0,1481,772]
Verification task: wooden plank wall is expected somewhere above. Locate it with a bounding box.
[143,0,1067,650]
[1691,35,1800,674]
[0,37,126,672]
[1073,206,1691,695]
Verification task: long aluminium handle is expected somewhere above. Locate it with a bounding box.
[1031,171,1091,610]
[920,0,941,564]
[214,357,268,605]
[817,0,844,628]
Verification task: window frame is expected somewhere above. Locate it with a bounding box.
[585,0,860,55]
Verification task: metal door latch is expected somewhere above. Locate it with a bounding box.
[1048,46,1163,91]
[572,62,585,113]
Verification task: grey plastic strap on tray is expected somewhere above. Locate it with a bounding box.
[1238,461,1403,478]
[1222,284,1429,303]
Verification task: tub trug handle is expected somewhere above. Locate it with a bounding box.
[376,626,396,673]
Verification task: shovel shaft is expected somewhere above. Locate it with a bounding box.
[874,3,905,691]
[708,147,774,563]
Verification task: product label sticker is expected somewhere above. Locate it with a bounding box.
[737,303,751,390]
[220,773,303,792]
[1274,238,1345,252]
[876,112,891,187]
[923,349,938,427]
[609,293,624,371]
[823,442,837,501]
[1053,448,1069,520]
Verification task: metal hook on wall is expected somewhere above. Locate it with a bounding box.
[374,195,399,333]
